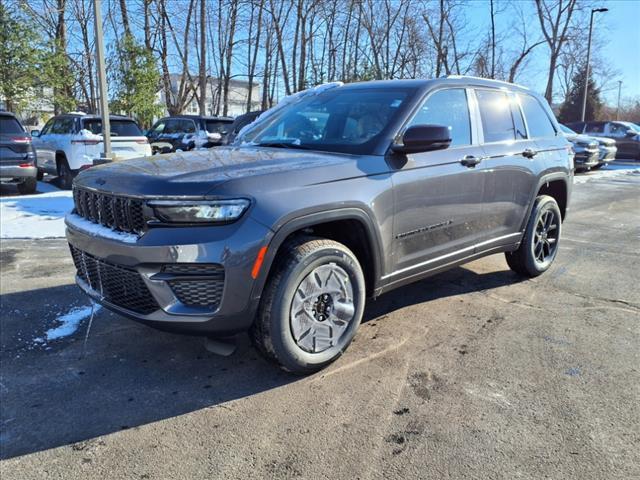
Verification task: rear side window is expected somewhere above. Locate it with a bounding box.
[82,119,143,136]
[0,116,24,134]
[585,122,604,134]
[476,90,515,143]
[206,120,233,134]
[51,117,76,134]
[519,94,556,138]
[408,88,471,146]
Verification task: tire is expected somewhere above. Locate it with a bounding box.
[57,157,75,190]
[505,195,562,277]
[591,163,604,170]
[250,237,366,374]
[36,169,44,181]
[17,177,37,195]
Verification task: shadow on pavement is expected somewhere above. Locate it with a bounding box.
[0,265,521,459]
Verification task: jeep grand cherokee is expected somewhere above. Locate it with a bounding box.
[66,77,572,373]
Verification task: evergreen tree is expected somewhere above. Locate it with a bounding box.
[558,66,603,123]
[0,4,41,112]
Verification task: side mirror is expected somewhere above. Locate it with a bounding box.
[626,130,638,138]
[31,130,40,137]
[391,124,452,154]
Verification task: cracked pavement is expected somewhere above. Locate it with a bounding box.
[1,166,639,479]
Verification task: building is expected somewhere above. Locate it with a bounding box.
[157,74,261,118]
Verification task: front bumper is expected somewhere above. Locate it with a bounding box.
[598,146,617,164]
[0,165,37,182]
[573,148,599,169]
[65,213,273,335]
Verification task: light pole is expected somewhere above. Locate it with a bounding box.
[93,0,111,162]
[581,7,608,122]
[616,80,622,120]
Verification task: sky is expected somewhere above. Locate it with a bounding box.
[464,0,640,106]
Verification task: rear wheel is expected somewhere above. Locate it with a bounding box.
[57,157,75,190]
[17,177,37,194]
[250,237,366,374]
[36,169,44,181]
[506,195,562,277]
[591,163,604,170]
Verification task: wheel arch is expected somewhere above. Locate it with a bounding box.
[521,173,570,230]
[250,208,384,305]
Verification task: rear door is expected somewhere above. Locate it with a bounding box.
[474,88,538,244]
[390,88,487,277]
[32,118,58,173]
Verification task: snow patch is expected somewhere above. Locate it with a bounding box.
[65,213,139,243]
[40,304,101,343]
[573,164,640,184]
[236,82,344,143]
[0,186,73,239]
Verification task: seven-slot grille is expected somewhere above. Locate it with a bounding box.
[163,264,225,310]
[73,187,146,234]
[69,245,159,315]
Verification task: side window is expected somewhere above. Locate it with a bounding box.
[150,121,165,135]
[180,120,196,133]
[40,118,55,135]
[476,89,515,143]
[164,119,181,135]
[407,88,471,146]
[608,123,627,136]
[519,94,556,138]
[52,118,75,134]
[585,122,604,134]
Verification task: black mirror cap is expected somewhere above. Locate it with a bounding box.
[391,124,452,154]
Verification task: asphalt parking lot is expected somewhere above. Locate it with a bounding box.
[1,165,639,479]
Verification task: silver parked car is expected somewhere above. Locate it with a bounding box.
[559,124,616,170]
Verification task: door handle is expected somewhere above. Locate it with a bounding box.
[522,148,537,159]
[460,155,482,167]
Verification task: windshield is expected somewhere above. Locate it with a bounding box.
[82,119,143,136]
[559,124,576,135]
[205,120,233,134]
[619,121,640,132]
[240,88,414,154]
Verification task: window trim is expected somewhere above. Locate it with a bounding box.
[517,92,559,139]
[398,86,477,149]
[472,87,524,146]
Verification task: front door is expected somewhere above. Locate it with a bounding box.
[390,88,486,278]
[32,118,57,174]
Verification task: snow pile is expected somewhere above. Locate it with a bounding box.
[574,164,640,184]
[236,82,344,143]
[0,186,73,239]
[33,304,102,344]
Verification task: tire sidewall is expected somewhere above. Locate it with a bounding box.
[524,196,562,274]
[270,245,365,371]
[58,159,73,189]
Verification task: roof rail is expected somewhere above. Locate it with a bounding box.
[444,75,529,90]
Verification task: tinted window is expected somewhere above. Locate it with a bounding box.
[206,119,233,134]
[150,121,165,135]
[0,116,24,134]
[82,119,143,136]
[163,119,182,135]
[408,89,471,146]
[40,118,54,135]
[519,94,556,138]
[51,117,75,134]
[609,122,628,136]
[476,90,515,143]
[585,122,604,134]
[242,88,412,154]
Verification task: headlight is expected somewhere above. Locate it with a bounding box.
[149,199,250,224]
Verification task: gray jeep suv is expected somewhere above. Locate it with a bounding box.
[66,77,572,373]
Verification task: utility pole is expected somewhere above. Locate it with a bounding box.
[616,80,622,121]
[93,0,111,162]
[199,0,207,115]
[581,7,608,122]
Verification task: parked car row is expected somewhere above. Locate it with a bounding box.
[558,124,616,172]
[567,120,640,160]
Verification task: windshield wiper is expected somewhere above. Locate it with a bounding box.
[255,141,313,150]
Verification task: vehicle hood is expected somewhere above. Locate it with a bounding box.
[564,134,599,147]
[74,146,367,196]
[589,135,616,147]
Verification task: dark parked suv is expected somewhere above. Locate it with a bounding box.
[146,115,234,153]
[0,111,38,194]
[66,77,572,373]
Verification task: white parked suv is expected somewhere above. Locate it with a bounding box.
[32,113,152,189]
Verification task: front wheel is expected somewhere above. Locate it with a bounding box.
[505,195,562,277]
[250,237,366,374]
